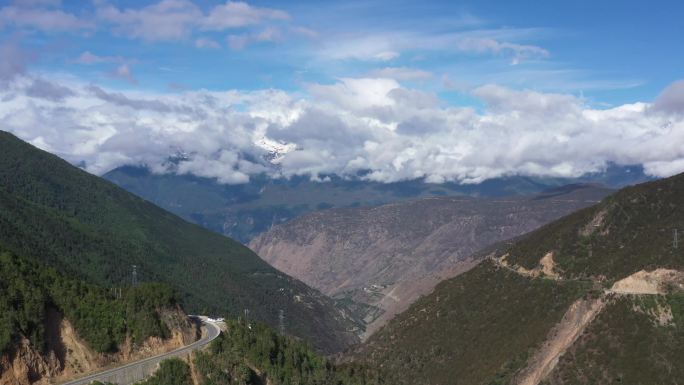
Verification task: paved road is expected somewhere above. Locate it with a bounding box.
[60,319,221,385]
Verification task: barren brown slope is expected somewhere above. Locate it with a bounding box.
[250,184,611,333]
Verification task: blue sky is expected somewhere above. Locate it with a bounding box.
[1,0,684,184]
[9,0,682,104]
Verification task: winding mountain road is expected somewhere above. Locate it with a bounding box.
[60,318,221,385]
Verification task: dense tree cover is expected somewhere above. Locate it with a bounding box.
[195,318,383,385]
[0,250,175,354]
[506,172,684,280]
[544,294,684,385]
[136,358,192,385]
[0,130,358,353]
[357,261,590,385]
[355,174,684,385]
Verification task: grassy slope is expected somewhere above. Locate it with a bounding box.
[358,261,589,385]
[506,173,684,280]
[0,131,356,353]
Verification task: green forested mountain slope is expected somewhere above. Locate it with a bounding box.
[193,318,383,385]
[355,173,684,385]
[130,316,382,385]
[543,295,684,385]
[0,131,358,353]
[505,172,684,280]
[356,262,590,385]
[0,250,175,355]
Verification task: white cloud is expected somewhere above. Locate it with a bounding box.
[94,0,290,42]
[96,0,202,41]
[75,51,128,64]
[290,26,318,39]
[227,27,281,50]
[652,80,684,115]
[318,35,401,61]
[2,76,684,184]
[307,78,399,111]
[202,1,289,31]
[455,37,549,64]
[318,29,548,64]
[368,67,433,81]
[373,51,400,61]
[0,4,92,31]
[23,77,74,101]
[108,64,137,84]
[0,39,30,85]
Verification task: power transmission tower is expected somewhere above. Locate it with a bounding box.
[675,229,679,249]
[132,265,138,287]
[278,309,285,335]
[244,309,251,328]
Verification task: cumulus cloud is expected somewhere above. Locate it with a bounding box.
[373,51,400,61]
[24,77,75,101]
[472,84,577,114]
[0,4,92,31]
[107,64,137,84]
[319,34,401,62]
[94,0,290,42]
[2,75,684,184]
[75,51,128,65]
[202,1,289,31]
[652,80,684,115]
[96,0,202,41]
[0,39,30,85]
[2,0,294,43]
[227,27,281,49]
[290,26,318,39]
[368,67,433,81]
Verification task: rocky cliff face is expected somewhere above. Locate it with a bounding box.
[0,306,198,385]
[250,185,612,335]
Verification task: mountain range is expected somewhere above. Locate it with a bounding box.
[249,184,613,335]
[104,164,649,243]
[353,171,684,385]
[2,129,682,385]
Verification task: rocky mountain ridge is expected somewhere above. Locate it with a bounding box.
[250,184,613,334]
[352,172,684,385]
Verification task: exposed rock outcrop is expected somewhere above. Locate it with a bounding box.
[610,269,684,295]
[514,297,606,385]
[0,306,198,385]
